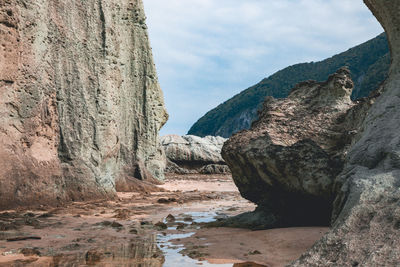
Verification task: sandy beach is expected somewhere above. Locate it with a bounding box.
[0,174,328,266]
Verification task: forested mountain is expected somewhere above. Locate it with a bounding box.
[188,33,390,138]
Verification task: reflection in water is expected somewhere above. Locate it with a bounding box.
[233,262,269,267]
[158,232,232,267]
[3,235,165,267]
[52,240,164,267]
[157,212,267,267]
[2,212,267,267]
[158,211,231,266]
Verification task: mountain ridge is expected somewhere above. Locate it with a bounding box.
[188,33,389,138]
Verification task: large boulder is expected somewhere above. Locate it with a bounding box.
[0,0,168,209]
[223,0,400,265]
[161,135,230,174]
[291,1,400,265]
[222,68,377,228]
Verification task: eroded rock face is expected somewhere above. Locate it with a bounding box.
[223,0,400,264]
[161,135,230,174]
[222,68,378,228]
[0,0,167,209]
[291,1,400,265]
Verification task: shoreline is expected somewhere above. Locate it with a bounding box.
[0,174,327,266]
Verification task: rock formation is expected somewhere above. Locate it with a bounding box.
[224,0,400,265]
[291,1,400,265]
[0,0,168,209]
[188,34,389,139]
[222,67,377,228]
[161,135,230,174]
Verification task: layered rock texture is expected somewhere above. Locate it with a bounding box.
[292,1,400,265]
[161,135,230,174]
[0,0,168,209]
[224,1,400,265]
[223,68,377,228]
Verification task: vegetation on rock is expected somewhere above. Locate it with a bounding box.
[188,33,389,138]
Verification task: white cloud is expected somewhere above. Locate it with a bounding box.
[143,0,383,135]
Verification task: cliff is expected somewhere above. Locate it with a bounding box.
[0,0,168,209]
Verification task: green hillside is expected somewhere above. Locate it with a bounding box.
[188,33,390,138]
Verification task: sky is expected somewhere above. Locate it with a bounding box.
[143,0,383,136]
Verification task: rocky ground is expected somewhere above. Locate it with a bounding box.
[0,175,327,267]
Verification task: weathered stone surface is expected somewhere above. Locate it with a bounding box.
[222,0,400,264]
[290,1,400,265]
[222,68,378,228]
[115,160,164,193]
[199,164,230,175]
[0,0,167,209]
[161,135,229,174]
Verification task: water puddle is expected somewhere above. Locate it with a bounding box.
[0,212,264,267]
[158,232,231,267]
[1,237,165,267]
[157,211,263,267]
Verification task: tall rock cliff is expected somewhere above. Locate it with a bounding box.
[0,0,168,209]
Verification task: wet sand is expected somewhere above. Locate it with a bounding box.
[174,226,328,266]
[0,174,328,266]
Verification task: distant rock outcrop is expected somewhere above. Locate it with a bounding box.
[0,0,167,209]
[222,67,377,228]
[161,135,230,174]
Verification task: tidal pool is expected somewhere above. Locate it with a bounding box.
[157,211,265,267]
